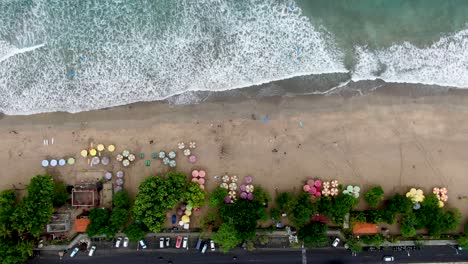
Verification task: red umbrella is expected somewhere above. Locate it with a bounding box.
[189,155,197,164]
[303,185,311,192]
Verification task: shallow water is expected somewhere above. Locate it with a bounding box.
[0,0,467,115]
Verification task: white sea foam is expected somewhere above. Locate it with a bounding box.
[352,29,468,88]
[0,0,345,115]
[0,41,44,63]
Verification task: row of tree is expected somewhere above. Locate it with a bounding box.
[0,175,67,264]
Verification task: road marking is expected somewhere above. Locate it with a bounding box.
[302,247,307,264]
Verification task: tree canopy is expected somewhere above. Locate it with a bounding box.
[291,192,316,227]
[52,181,69,207]
[276,192,294,215]
[219,198,265,241]
[184,182,206,208]
[364,186,384,208]
[212,223,243,253]
[298,222,328,248]
[209,187,228,208]
[124,223,147,242]
[113,191,131,209]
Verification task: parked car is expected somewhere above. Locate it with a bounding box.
[383,256,395,262]
[139,239,147,249]
[182,237,188,249]
[332,238,340,247]
[115,237,122,248]
[160,237,165,248]
[201,243,208,254]
[70,247,79,258]
[195,239,203,250]
[176,236,183,248]
[210,240,215,251]
[88,246,96,256]
[123,237,129,248]
[171,214,177,224]
[165,237,170,247]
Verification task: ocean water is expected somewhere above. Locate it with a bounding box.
[0,0,467,115]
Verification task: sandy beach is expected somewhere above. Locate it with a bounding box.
[1,90,468,228]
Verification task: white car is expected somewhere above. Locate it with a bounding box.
[160,237,165,248]
[123,237,129,247]
[88,246,96,256]
[165,237,170,247]
[383,256,395,262]
[332,238,340,247]
[115,237,122,248]
[139,239,147,249]
[201,243,208,254]
[70,247,79,258]
[182,237,188,249]
[210,240,215,251]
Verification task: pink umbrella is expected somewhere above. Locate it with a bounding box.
[314,180,321,188]
[225,196,232,203]
[198,178,205,185]
[310,187,317,195]
[303,185,311,192]
[199,170,206,178]
[192,170,199,177]
[315,192,322,197]
[240,192,248,199]
[316,186,321,192]
[307,179,315,186]
[189,155,197,164]
[245,176,253,184]
[192,178,199,182]
[247,193,254,200]
[177,209,184,216]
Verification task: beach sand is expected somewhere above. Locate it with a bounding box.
[1,90,468,230]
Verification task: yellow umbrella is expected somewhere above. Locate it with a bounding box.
[97,144,105,152]
[80,150,88,157]
[181,215,190,223]
[108,144,116,152]
[185,210,192,216]
[89,149,97,156]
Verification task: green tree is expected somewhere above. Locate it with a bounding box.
[124,223,147,242]
[165,172,188,206]
[361,234,385,247]
[87,208,111,237]
[0,190,16,237]
[381,194,413,224]
[328,194,359,224]
[414,194,461,236]
[291,192,316,227]
[113,191,131,209]
[298,222,328,248]
[364,209,382,224]
[109,208,129,233]
[269,208,281,221]
[401,213,417,238]
[209,187,228,207]
[346,238,363,253]
[212,223,242,253]
[52,181,69,207]
[219,199,264,241]
[253,186,271,207]
[200,210,220,231]
[0,238,34,264]
[276,192,294,214]
[364,186,384,208]
[184,182,206,208]
[12,175,55,237]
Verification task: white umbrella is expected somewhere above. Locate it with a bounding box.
[50,159,57,167]
[41,160,49,167]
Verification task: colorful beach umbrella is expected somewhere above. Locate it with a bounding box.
[41,160,49,167]
[50,159,58,167]
[192,178,199,183]
[89,149,97,156]
[80,150,88,157]
[186,204,193,211]
[231,175,238,182]
[122,150,130,157]
[314,180,322,188]
[116,154,124,161]
[220,183,228,189]
[91,156,100,165]
[105,172,112,180]
[189,155,197,164]
[128,154,135,161]
[192,170,199,177]
[67,157,75,165]
[245,176,253,184]
[168,151,176,159]
[303,185,311,192]
[247,193,254,200]
[240,192,248,199]
[198,170,206,178]
[189,141,196,149]
[116,171,124,178]
[169,160,176,167]
[159,151,166,159]
[101,156,110,165]
[163,157,170,165]
[97,144,105,152]
[107,144,115,152]
[181,215,190,223]
[240,184,247,192]
[114,186,122,192]
[198,178,205,185]
[307,179,315,186]
[222,175,230,182]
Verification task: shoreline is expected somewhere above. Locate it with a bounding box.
[1,89,468,226]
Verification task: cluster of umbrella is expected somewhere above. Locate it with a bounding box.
[41,157,75,167]
[177,204,193,225]
[81,144,115,166]
[178,141,197,164]
[191,170,206,190]
[116,150,136,167]
[321,180,339,197]
[158,151,177,168]
[433,187,448,207]
[343,185,360,198]
[303,179,323,198]
[239,176,254,201]
[104,171,125,192]
[406,188,425,203]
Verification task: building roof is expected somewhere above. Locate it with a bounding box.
[352,222,378,234]
[75,219,90,233]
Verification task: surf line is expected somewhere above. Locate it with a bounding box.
[0,43,46,63]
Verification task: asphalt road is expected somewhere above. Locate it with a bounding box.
[28,245,468,264]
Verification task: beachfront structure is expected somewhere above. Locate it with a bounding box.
[72,182,98,207]
[46,212,71,233]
